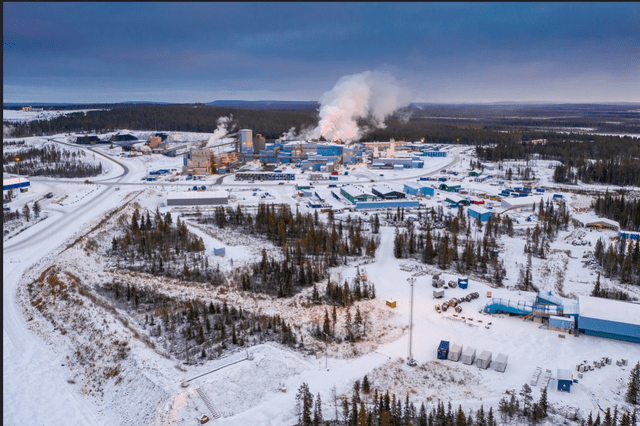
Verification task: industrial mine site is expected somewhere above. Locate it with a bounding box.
[4,99,640,426]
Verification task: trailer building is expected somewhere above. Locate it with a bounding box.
[166,191,228,206]
[354,200,419,210]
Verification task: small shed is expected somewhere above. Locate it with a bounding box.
[549,315,574,331]
[433,289,445,299]
[437,340,450,360]
[461,346,476,365]
[477,350,492,369]
[213,247,226,256]
[448,343,463,362]
[386,299,396,308]
[492,353,508,372]
[557,369,572,392]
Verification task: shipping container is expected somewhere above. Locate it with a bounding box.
[437,340,450,360]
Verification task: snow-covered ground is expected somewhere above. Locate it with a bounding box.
[3,108,105,123]
[3,133,639,426]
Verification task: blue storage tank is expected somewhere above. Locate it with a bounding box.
[458,278,469,289]
[437,340,450,360]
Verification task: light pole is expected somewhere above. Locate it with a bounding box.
[407,277,417,366]
[14,157,20,176]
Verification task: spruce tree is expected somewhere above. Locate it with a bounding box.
[362,375,370,394]
[539,386,548,417]
[627,362,640,405]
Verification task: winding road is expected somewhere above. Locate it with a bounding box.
[3,140,133,425]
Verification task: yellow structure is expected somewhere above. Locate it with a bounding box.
[386,299,396,308]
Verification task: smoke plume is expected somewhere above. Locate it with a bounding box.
[4,124,16,138]
[280,127,298,141]
[306,70,412,143]
[208,115,233,144]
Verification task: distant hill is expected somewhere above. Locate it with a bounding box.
[206,100,320,110]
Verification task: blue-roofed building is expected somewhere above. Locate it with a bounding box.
[317,145,343,156]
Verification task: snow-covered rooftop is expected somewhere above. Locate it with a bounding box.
[167,190,228,200]
[578,295,640,326]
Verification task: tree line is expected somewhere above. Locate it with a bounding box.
[592,235,640,287]
[295,363,639,425]
[476,135,640,187]
[6,104,320,140]
[3,144,103,178]
[593,193,640,232]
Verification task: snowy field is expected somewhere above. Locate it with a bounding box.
[3,108,105,123]
[4,133,639,426]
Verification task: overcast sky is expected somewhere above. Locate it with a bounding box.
[4,2,639,104]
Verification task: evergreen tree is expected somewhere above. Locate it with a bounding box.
[313,392,323,426]
[22,204,31,221]
[33,200,41,219]
[357,400,368,426]
[362,375,371,394]
[418,402,427,426]
[323,308,331,337]
[627,361,640,405]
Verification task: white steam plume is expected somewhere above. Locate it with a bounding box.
[305,70,412,142]
[4,124,16,138]
[208,115,233,144]
[280,127,298,141]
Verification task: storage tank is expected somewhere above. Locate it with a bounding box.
[239,129,253,154]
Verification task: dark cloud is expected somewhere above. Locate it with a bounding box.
[3,3,639,103]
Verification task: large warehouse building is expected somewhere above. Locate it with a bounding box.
[501,196,547,211]
[167,191,228,207]
[3,177,31,191]
[577,296,640,343]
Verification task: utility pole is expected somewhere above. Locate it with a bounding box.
[407,277,417,366]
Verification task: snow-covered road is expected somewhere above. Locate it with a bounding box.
[3,142,131,425]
